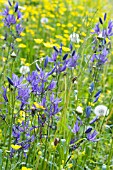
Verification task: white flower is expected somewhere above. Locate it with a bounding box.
[40,17,48,24]
[76,106,83,114]
[70,33,80,43]
[94,105,109,117]
[20,66,30,75]
[61,139,66,142]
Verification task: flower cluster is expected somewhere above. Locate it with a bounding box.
[1,1,23,35]
[2,57,64,156]
[91,13,113,65]
[0,0,112,169]
[10,121,36,158]
[48,43,79,72]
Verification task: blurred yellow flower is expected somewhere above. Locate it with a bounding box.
[20,110,26,117]
[0,35,4,39]
[11,144,21,150]
[22,167,32,170]
[62,47,70,52]
[9,9,13,15]
[38,151,42,155]
[18,44,27,48]
[78,5,84,10]
[21,58,26,64]
[67,23,73,27]
[34,39,43,44]
[20,32,26,36]
[2,57,7,62]
[106,38,110,43]
[67,163,73,168]
[25,63,30,66]
[34,102,45,110]
[75,44,80,48]
[81,32,86,37]
[16,38,22,42]
[43,42,53,48]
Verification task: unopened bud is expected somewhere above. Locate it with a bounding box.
[11,52,17,58]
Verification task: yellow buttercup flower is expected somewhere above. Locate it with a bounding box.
[0,35,4,40]
[20,110,26,117]
[81,32,86,37]
[20,32,26,36]
[67,163,73,168]
[34,102,45,110]
[16,38,22,42]
[80,39,84,43]
[75,44,80,48]
[56,23,61,26]
[106,38,110,43]
[54,43,60,48]
[55,35,63,40]
[64,34,69,38]
[67,23,73,27]
[25,63,30,66]
[2,57,7,62]
[34,39,43,44]
[11,144,21,150]
[62,47,70,52]
[9,9,13,15]
[18,44,27,48]
[77,24,82,27]
[91,29,95,33]
[38,151,42,155]
[78,5,84,10]
[22,167,32,170]
[21,58,26,64]
[64,30,69,33]
[18,118,25,123]
[43,42,53,48]
[71,154,74,159]
[62,160,64,164]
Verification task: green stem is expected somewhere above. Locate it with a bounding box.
[5,89,16,169]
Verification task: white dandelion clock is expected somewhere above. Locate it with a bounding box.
[94,105,109,117]
[20,66,30,75]
[40,17,48,24]
[70,33,80,43]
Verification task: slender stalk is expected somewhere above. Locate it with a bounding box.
[5,89,16,169]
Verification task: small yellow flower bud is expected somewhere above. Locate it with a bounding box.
[67,163,73,168]
[38,151,42,156]
[62,160,64,164]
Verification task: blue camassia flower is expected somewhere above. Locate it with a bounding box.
[86,130,99,142]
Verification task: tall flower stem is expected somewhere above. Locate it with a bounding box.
[5,89,16,169]
[42,118,50,170]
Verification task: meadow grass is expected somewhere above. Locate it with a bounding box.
[0,0,113,170]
